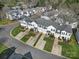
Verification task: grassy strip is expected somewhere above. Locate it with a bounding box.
[21,31,36,42]
[0,43,7,54]
[0,19,14,25]
[12,26,25,36]
[65,0,79,4]
[37,0,45,6]
[44,36,54,52]
[59,34,79,59]
[21,35,30,42]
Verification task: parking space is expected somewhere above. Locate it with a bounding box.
[26,33,41,46]
[51,38,62,56]
[35,34,46,50]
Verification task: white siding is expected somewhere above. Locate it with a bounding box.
[61,31,72,40]
[20,21,72,40]
[47,25,56,33]
[8,15,13,20]
[31,22,38,28]
[37,27,47,34]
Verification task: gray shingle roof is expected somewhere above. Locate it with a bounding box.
[20,15,32,22]
[64,25,72,33]
[35,18,53,27]
[34,18,72,33]
[19,13,72,33]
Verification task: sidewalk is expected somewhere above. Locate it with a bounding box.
[51,38,62,56]
[15,29,30,40]
[0,22,19,27]
[35,34,46,50]
[26,33,41,46]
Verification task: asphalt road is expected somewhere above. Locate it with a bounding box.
[0,22,66,59]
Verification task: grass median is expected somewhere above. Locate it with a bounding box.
[21,31,36,42]
[59,34,79,59]
[0,19,14,25]
[12,26,25,36]
[44,36,54,52]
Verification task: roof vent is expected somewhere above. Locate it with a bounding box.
[66,22,69,25]
[41,16,50,20]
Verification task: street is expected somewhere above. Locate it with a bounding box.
[0,23,65,59]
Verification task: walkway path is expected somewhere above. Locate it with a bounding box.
[35,34,46,50]
[51,38,62,56]
[15,29,30,40]
[26,33,41,46]
[0,22,65,59]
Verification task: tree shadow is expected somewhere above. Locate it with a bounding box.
[0,47,16,59]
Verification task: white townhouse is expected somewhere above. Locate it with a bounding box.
[6,10,23,20]
[23,7,46,17]
[6,6,52,20]
[19,16,72,40]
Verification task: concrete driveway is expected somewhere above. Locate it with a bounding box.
[26,33,41,46]
[15,29,30,40]
[0,23,66,59]
[51,38,62,56]
[35,34,46,50]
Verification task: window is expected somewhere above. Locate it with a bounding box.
[39,25,42,27]
[51,29,53,31]
[66,33,67,35]
[69,33,71,36]
[51,29,55,31]
[44,27,46,29]
[62,32,65,35]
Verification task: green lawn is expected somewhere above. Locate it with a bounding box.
[38,0,45,6]
[21,31,36,42]
[0,43,7,54]
[0,19,14,25]
[44,36,54,52]
[65,0,79,4]
[12,26,25,36]
[59,34,79,59]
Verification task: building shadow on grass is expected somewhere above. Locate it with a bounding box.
[0,47,33,59]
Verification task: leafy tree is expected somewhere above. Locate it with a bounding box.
[0,2,4,19]
[0,2,4,10]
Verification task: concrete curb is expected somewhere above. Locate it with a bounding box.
[10,26,67,59]
[10,24,19,39]
[10,27,51,53]
[0,21,18,27]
